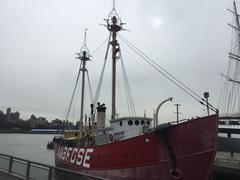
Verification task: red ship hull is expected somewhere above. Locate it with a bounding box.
[54,114,218,180]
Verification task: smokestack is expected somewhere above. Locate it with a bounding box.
[97,103,107,128]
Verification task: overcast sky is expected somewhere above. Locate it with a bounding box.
[0,0,235,123]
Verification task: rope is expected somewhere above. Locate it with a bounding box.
[92,33,112,114]
[65,61,82,121]
[87,70,93,103]
[118,34,217,112]
[119,48,136,116]
[91,38,109,56]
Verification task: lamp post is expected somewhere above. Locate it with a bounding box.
[204,92,209,116]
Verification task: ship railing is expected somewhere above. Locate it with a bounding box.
[0,153,106,180]
[214,157,240,170]
[168,118,190,125]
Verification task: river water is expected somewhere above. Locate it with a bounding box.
[0,134,100,180]
[0,134,55,166]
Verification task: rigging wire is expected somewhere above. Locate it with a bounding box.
[92,33,112,114]
[120,43,187,97]
[230,4,240,114]
[119,48,136,116]
[91,38,109,56]
[119,35,202,100]
[87,70,93,103]
[72,72,82,125]
[65,61,82,121]
[118,34,217,112]
[64,36,108,123]
[219,4,240,116]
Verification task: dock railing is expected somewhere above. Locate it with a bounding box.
[0,153,106,180]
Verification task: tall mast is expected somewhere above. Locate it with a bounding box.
[76,29,91,137]
[106,0,124,119]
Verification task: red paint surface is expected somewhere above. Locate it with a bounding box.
[54,114,218,180]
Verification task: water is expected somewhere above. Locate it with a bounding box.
[0,134,102,180]
[0,134,55,166]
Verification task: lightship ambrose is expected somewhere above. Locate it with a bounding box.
[54,2,218,180]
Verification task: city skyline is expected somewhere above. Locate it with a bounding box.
[0,107,76,131]
[0,106,68,122]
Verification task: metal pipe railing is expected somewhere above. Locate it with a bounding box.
[0,153,106,180]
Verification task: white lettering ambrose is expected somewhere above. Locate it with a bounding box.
[57,146,94,168]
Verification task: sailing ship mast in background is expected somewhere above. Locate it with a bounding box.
[219,1,240,121]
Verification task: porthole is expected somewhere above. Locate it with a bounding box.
[119,121,123,126]
[146,121,150,125]
[141,120,145,125]
[135,120,139,125]
[128,120,133,126]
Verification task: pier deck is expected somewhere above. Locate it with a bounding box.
[0,170,22,180]
[213,135,240,180]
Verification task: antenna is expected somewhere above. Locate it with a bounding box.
[113,0,116,10]
[174,104,181,123]
[84,28,87,46]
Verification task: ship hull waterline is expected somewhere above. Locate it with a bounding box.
[54,114,218,180]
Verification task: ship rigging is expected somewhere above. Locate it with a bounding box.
[64,2,217,130]
[53,1,218,179]
[218,0,240,121]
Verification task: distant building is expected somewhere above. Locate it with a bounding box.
[29,115,48,129]
[0,111,4,123]
[29,115,37,128]
[3,108,20,122]
[6,107,11,121]
[37,117,47,125]
[11,111,20,121]
[50,119,74,129]
[51,119,64,129]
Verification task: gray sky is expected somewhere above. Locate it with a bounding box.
[0,0,234,123]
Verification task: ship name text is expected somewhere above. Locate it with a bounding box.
[57,146,93,168]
